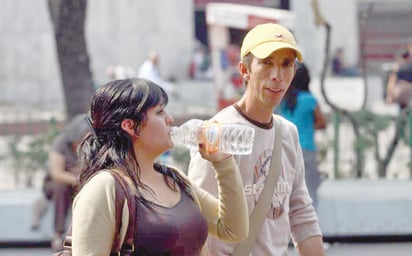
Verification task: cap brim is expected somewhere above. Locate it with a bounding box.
[250,42,303,62]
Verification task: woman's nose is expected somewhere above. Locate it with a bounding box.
[166,112,174,125]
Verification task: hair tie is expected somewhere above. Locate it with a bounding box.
[84,116,97,137]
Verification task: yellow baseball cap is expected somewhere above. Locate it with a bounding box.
[240,23,303,62]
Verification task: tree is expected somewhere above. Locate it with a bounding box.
[310,0,411,178]
[310,0,365,177]
[47,0,94,120]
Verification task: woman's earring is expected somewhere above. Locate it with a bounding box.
[135,126,141,137]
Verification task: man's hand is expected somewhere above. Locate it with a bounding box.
[296,235,326,256]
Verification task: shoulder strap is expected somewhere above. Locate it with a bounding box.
[231,116,283,256]
[59,171,137,255]
[109,171,137,255]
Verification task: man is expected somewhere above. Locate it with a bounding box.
[331,48,360,77]
[188,23,325,255]
[48,114,89,251]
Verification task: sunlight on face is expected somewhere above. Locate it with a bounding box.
[138,104,174,156]
[246,49,296,108]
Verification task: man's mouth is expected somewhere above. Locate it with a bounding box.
[267,87,282,93]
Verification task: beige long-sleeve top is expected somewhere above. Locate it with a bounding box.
[188,107,323,255]
[71,156,248,256]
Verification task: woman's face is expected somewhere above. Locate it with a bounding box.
[138,104,174,156]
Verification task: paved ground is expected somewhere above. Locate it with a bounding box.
[2,242,412,255]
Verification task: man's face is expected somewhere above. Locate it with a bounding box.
[240,49,296,109]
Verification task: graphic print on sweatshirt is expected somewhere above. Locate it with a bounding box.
[244,148,290,220]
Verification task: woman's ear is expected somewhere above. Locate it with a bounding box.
[121,119,137,137]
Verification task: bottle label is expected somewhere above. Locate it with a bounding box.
[200,121,221,153]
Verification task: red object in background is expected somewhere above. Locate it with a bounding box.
[219,98,237,110]
[231,73,243,89]
[247,15,278,29]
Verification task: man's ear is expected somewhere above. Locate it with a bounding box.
[238,61,250,80]
[121,119,137,137]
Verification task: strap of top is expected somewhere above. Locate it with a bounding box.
[109,170,136,255]
[60,170,137,255]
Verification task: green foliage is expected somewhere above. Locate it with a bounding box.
[352,110,392,152]
[317,136,331,164]
[353,110,392,132]
[2,118,60,187]
[353,135,373,152]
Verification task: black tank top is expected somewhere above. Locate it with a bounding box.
[133,185,208,255]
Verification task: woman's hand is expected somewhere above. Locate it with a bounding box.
[197,143,232,164]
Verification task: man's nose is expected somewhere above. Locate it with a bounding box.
[270,67,283,82]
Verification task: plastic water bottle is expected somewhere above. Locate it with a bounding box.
[171,119,255,155]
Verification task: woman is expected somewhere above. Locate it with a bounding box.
[71,78,248,255]
[278,63,326,209]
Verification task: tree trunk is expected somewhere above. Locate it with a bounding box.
[311,0,365,177]
[48,0,94,120]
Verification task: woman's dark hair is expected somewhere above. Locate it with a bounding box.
[75,78,191,204]
[283,63,311,113]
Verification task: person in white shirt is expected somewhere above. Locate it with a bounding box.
[138,51,176,97]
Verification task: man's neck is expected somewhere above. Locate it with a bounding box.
[234,100,274,129]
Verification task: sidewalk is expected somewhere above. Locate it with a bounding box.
[3,242,412,255]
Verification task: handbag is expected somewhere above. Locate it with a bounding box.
[54,171,136,256]
[231,116,283,256]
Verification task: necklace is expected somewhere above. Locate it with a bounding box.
[233,104,273,129]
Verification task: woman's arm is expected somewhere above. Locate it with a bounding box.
[386,71,398,104]
[386,61,401,104]
[49,151,78,186]
[191,156,249,242]
[313,105,326,130]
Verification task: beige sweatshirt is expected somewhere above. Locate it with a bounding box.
[188,106,322,255]
[71,156,248,256]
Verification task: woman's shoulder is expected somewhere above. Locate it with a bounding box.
[72,171,119,221]
[78,171,116,199]
[86,170,116,185]
[298,91,316,99]
[298,92,318,105]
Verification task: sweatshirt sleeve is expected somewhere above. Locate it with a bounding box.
[289,131,323,244]
[191,156,249,242]
[71,172,129,256]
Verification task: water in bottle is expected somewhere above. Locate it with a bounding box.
[171,119,255,155]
